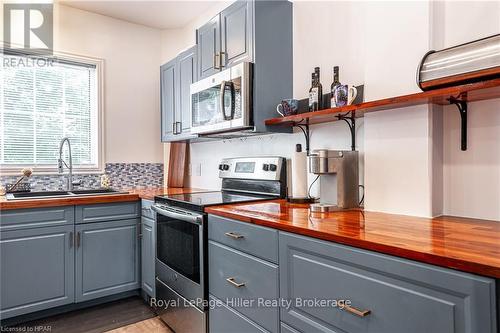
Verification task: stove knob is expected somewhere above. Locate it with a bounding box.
[262,164,270,171]
[218,164,224,171]
[223,164,230,171]
[269,164,277,172]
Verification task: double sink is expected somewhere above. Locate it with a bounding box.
[6,188,127,200]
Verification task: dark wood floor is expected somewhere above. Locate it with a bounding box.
[5,296,156,333]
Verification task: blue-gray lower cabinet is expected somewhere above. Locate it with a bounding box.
[141,215,155,298]
[0,225,75,319]
[209,295,269,333]
[279,232,497,333]
[75,219,140,302]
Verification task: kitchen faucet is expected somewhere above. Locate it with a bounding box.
[58,137,81,191]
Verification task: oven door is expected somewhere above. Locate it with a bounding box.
[153,204,205,303]
[190,62,251,134]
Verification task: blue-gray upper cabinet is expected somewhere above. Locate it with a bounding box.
[197,0,252,80]
[196,0,293,134]
[220,0,253,69]
[197,15,221,80]
[0,225,75,319]
[160,58,176,141]
[75,219,140,302]
[178,47,197,133]
[279,232,497,333]
[161,46,197,142]
[141,214,156,298]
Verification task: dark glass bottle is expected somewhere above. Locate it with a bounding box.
[330,66,341,108]
[314,67,323,110]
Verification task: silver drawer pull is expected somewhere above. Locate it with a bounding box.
[226,277,246,288]
[344,304,371,317]
[225,232,244,239]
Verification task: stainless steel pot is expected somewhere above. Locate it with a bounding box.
[417,34,500,90]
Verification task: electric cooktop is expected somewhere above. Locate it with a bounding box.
[155,191,275,210]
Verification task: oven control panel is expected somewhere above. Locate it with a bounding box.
[218,157,285,181]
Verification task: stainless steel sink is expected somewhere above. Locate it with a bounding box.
[8,191,72,199]
[5,188,127,200]
[70,189,124,196]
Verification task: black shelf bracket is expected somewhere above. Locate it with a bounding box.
[293,119,310,155]
[447,96,468,151]
[336,110,356,151]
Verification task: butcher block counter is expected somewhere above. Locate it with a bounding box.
[0,187,207,210]
[205,199,500,278]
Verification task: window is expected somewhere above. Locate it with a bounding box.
[0,51,102,174]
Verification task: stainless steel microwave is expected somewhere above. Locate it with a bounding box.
[190,62,252,134]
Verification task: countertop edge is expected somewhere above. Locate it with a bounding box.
[204,207,500,279]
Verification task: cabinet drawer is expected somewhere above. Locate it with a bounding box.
[280,323,300,333]
[208,215,278,263]
[75,201,140,224]
[0,206,74,231]
[141,199,155,219]
[279,232,497,333]
[210,295,269,333]
[209,241,279,333]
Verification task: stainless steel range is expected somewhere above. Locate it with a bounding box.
[152,156,287,333]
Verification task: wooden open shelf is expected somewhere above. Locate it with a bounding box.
[265,78,500,126]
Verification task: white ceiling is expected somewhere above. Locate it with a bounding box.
[59,0,224,29]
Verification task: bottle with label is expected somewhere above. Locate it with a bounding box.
[308,73,318,112]
[314,67,323,110]
[330,66,341,108]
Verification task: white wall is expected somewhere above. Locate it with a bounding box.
[188,1,436,217]
[437,1,500,221]
[54,4,163,163]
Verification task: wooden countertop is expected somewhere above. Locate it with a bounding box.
[205,200,500,279]
[0,187,207,210]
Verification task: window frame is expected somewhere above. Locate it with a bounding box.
[0,50,105,175]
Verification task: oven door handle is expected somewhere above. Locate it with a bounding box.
[151,204,203,225]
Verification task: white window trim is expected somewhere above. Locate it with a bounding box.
[0,51,105,176]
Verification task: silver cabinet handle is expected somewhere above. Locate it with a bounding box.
[214,53,221,70]
[225,232,244,239]
[76,231,81,248]
[219,51,226,68]
[69,232,73,248]
[226,277,245,288]
[343,304,371,317]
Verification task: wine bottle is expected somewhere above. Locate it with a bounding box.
[314,67,323,110]
[330,66,341,108]
[308,73,318,112]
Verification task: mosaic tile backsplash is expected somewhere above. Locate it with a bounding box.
[1,163,164,191]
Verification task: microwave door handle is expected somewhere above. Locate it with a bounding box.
[220,81,235,121]
[229,81,235,120]
[151,205,202,225]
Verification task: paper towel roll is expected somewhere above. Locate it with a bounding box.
[291,144,308,198]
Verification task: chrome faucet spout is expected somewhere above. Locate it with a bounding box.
[58,137,74,191]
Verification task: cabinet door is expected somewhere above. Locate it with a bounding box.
[75,219,140,302]
[160,59,176,141]
[141,216,155,298]
[220,0,254,68]
[0,225,75,319]
[177,46,197,133]
[197,15,221,80]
